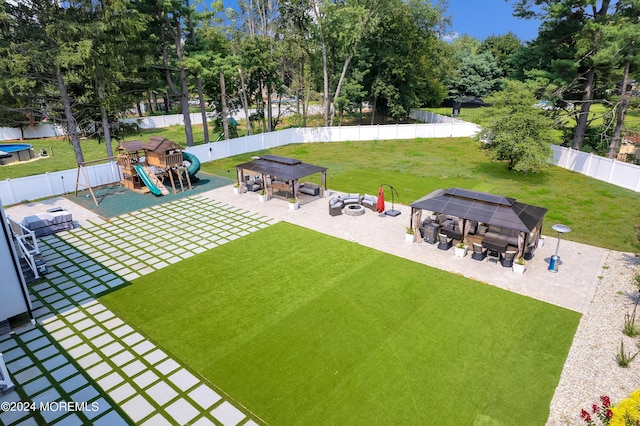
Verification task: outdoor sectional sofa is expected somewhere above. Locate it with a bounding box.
[329,193,378,216]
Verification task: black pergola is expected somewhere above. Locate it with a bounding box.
[409,188,548,255]
[235,154,327,199]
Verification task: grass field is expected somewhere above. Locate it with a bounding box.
[4,118,640,251]
[100,223,580,425]
[200,138,640,252]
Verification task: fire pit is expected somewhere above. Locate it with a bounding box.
[345,204,365,216]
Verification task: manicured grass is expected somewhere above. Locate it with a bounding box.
[101,223,580,425]
[200,138,640,252]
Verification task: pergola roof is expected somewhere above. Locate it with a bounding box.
[235,154,326,180]
[410,188,547,232]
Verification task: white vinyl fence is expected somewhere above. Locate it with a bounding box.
[0,118,479,206]
[551,145,640,192]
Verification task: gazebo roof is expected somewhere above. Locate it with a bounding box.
[144,136,183,153]
[410,188,547,232]
[236,154,326,180]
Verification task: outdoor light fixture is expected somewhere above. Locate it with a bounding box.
[548,224,571,273]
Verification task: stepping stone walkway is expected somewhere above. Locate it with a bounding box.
[1,196,274,425]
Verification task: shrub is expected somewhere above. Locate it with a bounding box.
[616,340,638,368]
[610,389,640,426]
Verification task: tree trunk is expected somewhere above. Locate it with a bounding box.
[56,65,84,165]
[136,103,143,118]
[311,0,329,126]
[179,67,194,147]
[186,0,209,145]
[147,91,154,114]
[97,79,113,157]
[238,68,252,135]
[329,54,354,127]
[571,67,596,150]
[220,71,229,140]
[371,95,377,125]
[608,61,630,159]
[267,87,273,132]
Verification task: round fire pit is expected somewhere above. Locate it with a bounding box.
[345,204,365,216]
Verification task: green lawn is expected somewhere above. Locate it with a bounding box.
[200,138,640,252]
[100,223,580,426]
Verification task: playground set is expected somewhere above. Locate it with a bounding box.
[116,136,200,196]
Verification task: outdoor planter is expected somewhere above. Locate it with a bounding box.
[454,245,468,258]
[289,199,299,210]
[233,186,242,195]
[513,259,526,275]
[258,192,269,202]
[405,228,415,243]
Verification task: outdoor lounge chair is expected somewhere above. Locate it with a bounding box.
[437,233,452,250]
[329,197,343,216]
[471,242,487,261]
[499,250,517,267]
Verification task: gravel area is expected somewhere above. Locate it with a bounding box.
[547,250,640,425]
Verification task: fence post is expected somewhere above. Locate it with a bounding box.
[607,158,616,185]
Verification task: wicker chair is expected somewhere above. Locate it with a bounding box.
[437,233,452,250]
[471,242,487,261]
[499,250,517,267]
[329,197,344,216]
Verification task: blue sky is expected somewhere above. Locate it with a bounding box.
[445,0,542,42]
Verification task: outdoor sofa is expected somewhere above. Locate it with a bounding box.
[299,182,320,196]
[328,193,378,216]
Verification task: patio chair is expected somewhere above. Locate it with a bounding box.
[471,242,487,261]
[329,197,343,216]
[437,233,452,250]
[499,250,517,267]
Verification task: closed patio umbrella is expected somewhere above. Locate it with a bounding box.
[376,185,385,213]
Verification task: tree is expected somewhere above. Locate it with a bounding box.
[479,80,558,173]
[447,50,503,102]
[512,0,615,150]
[479,32,522,78]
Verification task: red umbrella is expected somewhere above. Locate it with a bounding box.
[376,185,385,213]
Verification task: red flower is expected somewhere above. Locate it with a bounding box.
[606,409,613,418]
[581,409,592,422]
[592,404,599,413]
[600,395,611,407]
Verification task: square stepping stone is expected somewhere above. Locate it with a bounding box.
[59,335,83,350]
[144,349,167,365]
[33,344,58,361]
[0,337,18,353]
[98,371,124,391]
[52,413,83,426]
[132,340,155,355]
[133,370,159,389]
[154,358,180,376]
[101,342,124,357]
[103,317,124,330]
[85,304,107,315]
[82,326,105,339]
[51,328,74,341]
[121,360,145,377]
[110,382,136,403]
[112,325,134,337]
[94,310,115,322]
[71,385,99,404]
[122,333,144,346]
[68,344,91,359]
[42,355,67,371]
[166,398,199,425]
[25,336,50,351]
[18,328,43,343]
[92,333,114,348]
[146,381,178,406]
[14,365,42,384]
[111,350,135,366]
[77,352,102,369]
[60,374,88,393]
[189,384,221,410]
[7,355,34,372]
[23,376,51,395]
[121,395,155,423]
[86,362,113,379]
[168,369,199,392]
[90,284,108,294]
[211,401,246,426]
[32,387,60,406]
[51,364,77,381]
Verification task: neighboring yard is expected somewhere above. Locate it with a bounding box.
[101,223,580,426]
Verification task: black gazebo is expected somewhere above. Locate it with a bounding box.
[409,188,548,256]
[235,154,327,199]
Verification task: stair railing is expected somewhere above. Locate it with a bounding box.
[6,216,40,280]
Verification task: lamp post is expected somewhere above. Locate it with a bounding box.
[548,224,571,273]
